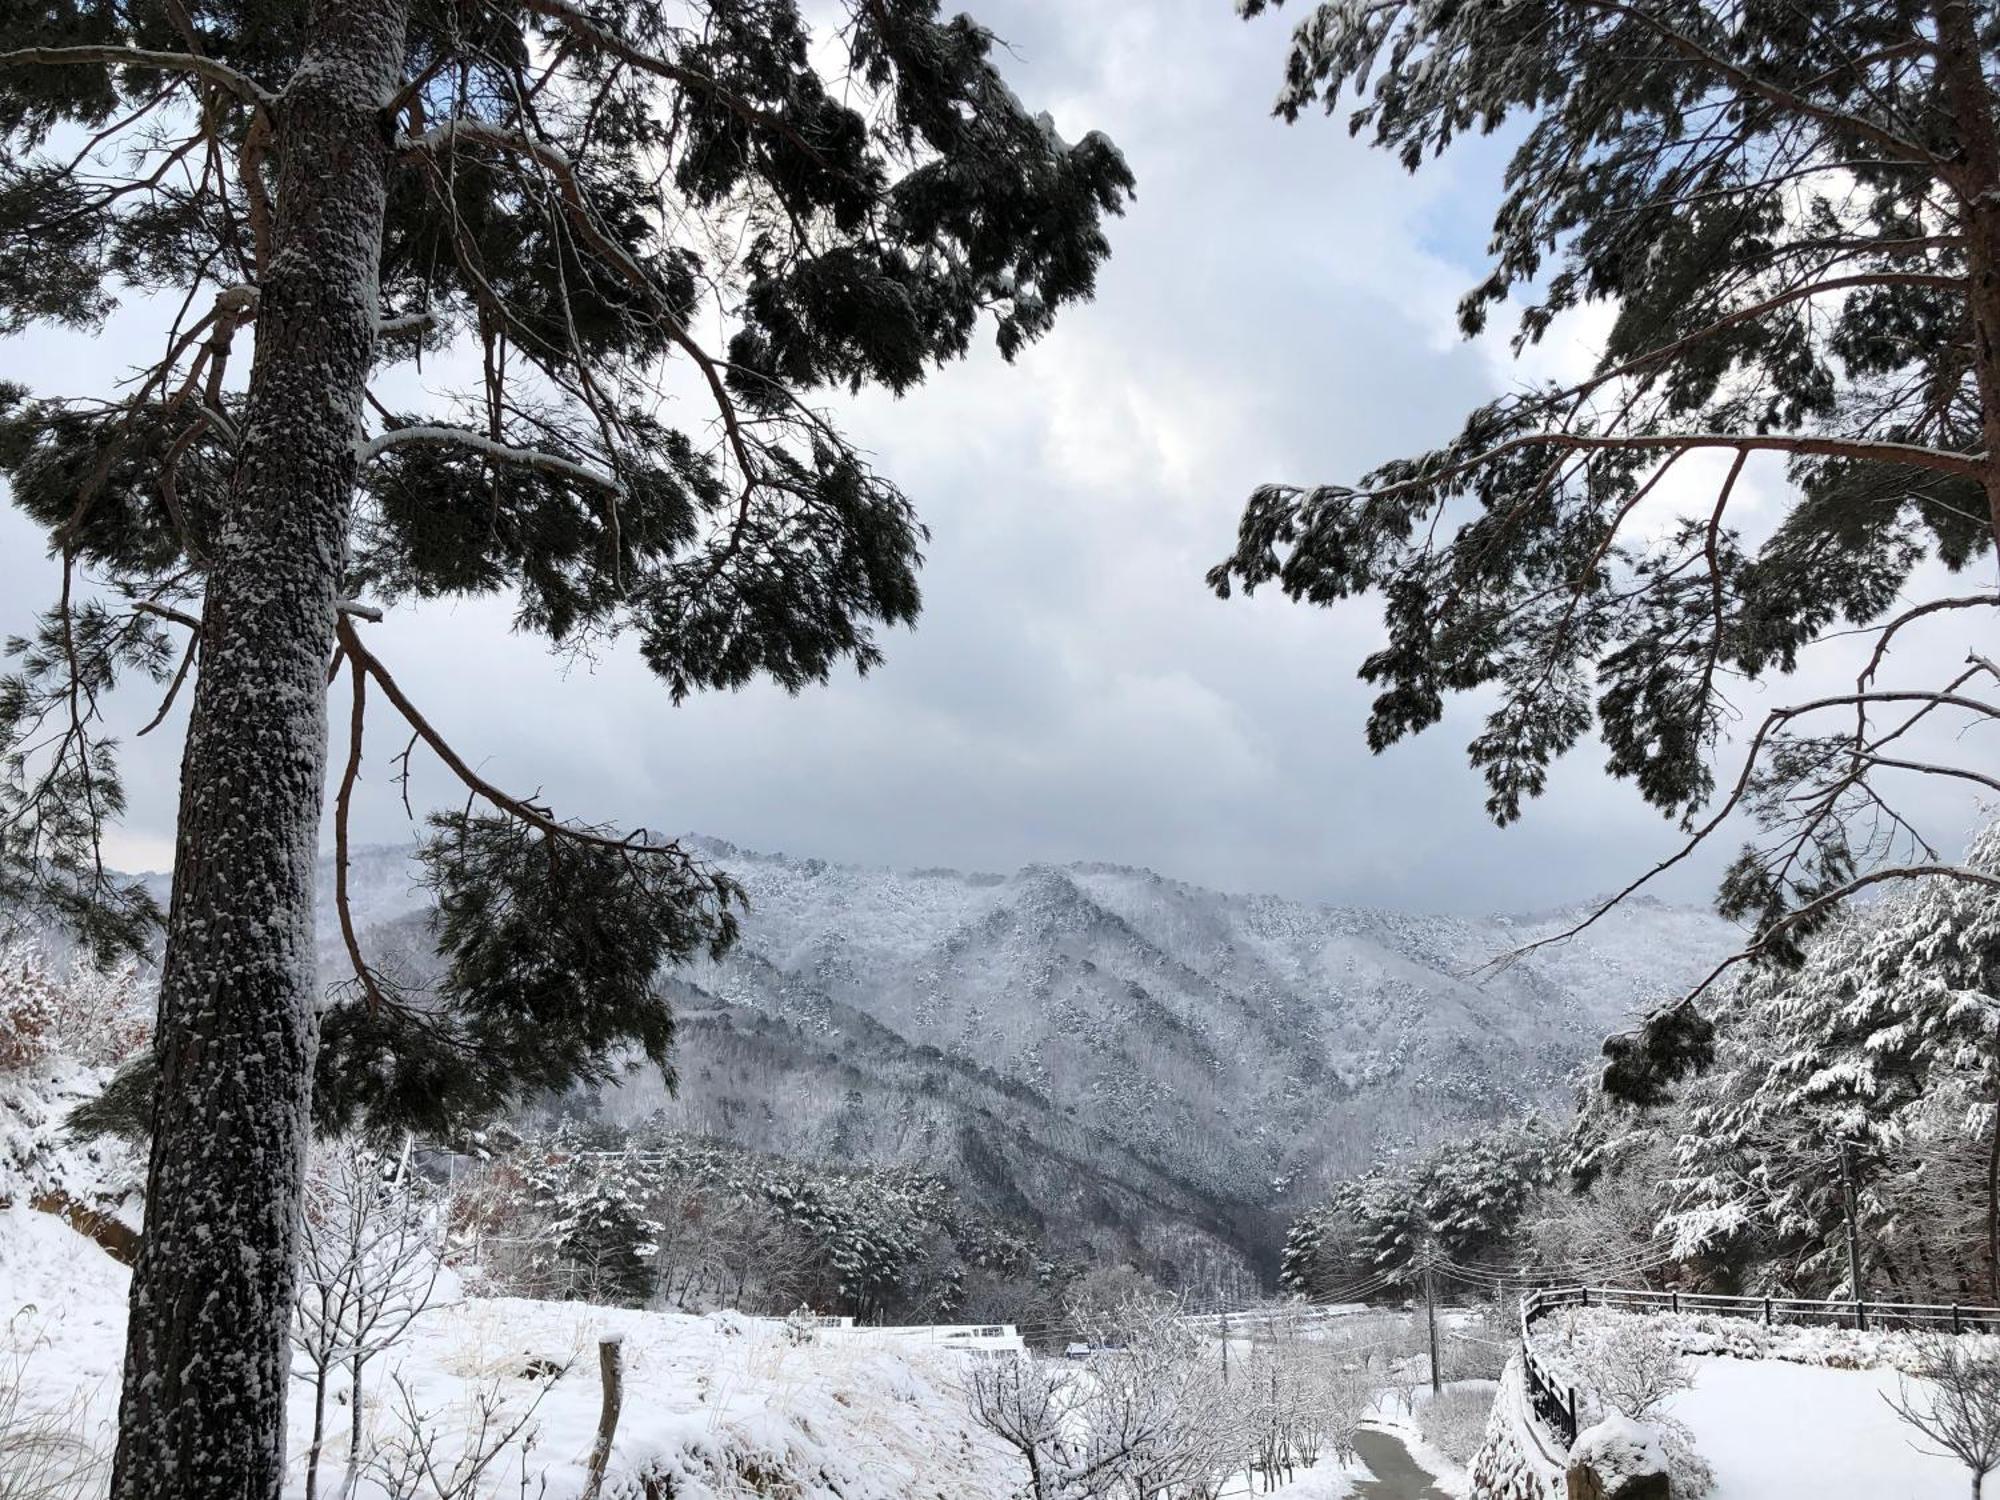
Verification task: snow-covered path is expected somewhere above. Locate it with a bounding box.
[1671,1356,1968,1499]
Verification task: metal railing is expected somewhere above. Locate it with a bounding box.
[1519,1339,1579,1451]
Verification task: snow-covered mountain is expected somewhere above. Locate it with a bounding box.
[319,840,1739,1285]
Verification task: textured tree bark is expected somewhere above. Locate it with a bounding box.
[109,4,410,1496]
[1934,0,2000,550]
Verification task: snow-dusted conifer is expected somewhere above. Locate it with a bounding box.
[0,5,1131,1493]
[1218,0,2000,1034]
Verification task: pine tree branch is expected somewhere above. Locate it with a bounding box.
[1681,865,2000,1006]
[1858,594,2000,692]
[1476,677,2000,976]
[0,45,273,111]
[1572,0,1940,166]
[1362,430,1985,504]
[514,0,829,167]
[358,424,624,494]
[333,652,393,1015]
[136,628,199,738]
[397,120,762,509]
[1560,272,1968,409]
[333,613,699,865]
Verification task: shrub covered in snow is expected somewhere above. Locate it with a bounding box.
[1417,1382,1499,1465]
[1534,1312,1711,1496]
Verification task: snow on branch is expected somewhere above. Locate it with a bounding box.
[396,119,761,500]
[358,425,625,495]
[0,44,274,110]
[1353,430,1988,506]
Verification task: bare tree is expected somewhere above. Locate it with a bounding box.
[1886,1335,2000,1499]
[963,1356,1087,1500]
[291,1137,442,1500]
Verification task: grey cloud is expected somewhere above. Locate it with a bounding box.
[2,0,1980,918]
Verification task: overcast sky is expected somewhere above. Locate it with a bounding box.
[1,0,1986,915]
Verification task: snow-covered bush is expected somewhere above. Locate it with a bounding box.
[1539,1312,1711,1496]
[363,1371,556,1500]
[1417,1384,1496,1465]
[1576,1315,1692,1420]
[0,946,57,1073]
[0,944,150,1076]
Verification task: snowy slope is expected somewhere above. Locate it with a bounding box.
[648,845,1736,1251]
[1671,1358,1964,1500]
[0,1204,1025,1500]
[150,841,1739,1279]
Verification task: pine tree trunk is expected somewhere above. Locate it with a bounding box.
[1934,0,2000,552]
[109,4,410,1497]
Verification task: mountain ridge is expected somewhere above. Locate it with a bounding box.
[310,837,1738,1289]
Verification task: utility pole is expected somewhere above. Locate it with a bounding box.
[1421,1240,1442,1396]
[1839,1140,1868,1330]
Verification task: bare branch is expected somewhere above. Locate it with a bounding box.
[334,614,696,862]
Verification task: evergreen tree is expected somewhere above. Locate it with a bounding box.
[1217,0,2000,1027]
[1663,821,2000,1297]
[0,5,1131,1495]
[1281,1118,1554,1293]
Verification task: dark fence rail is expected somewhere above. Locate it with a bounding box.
[1519,1339,1578,1452]
[1523,1285,2000,1335]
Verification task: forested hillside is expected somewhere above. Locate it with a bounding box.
[301,841,1736,1285]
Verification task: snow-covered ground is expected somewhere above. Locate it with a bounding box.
[4,1202,1463,1500]
[1669,1356,1965,1500]
[1,1204,1030,1500]
[1524,1307,1991,1499]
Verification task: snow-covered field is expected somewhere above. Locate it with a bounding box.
[2,1204,1029,1500]
[1670,1356,1963,1500]
[1523,1307,1991,1499]
[4,1202,1472,1500]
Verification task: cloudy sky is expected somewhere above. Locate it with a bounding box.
[1,0,1985,915]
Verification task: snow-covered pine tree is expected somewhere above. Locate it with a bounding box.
[1280,1118,1554,1292]
[1665,821,2000,1297]
[0,6,1131,1495]
[1216,0,2000,1030]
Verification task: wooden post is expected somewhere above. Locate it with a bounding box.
[581,1335,623,1500]
[1671,1290,1679,1314]
[1955,1304,1964,1335]
[1423,1249,1442,1397]
[1763,1295,1773,1326]
[1219,1311,1229,1384]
